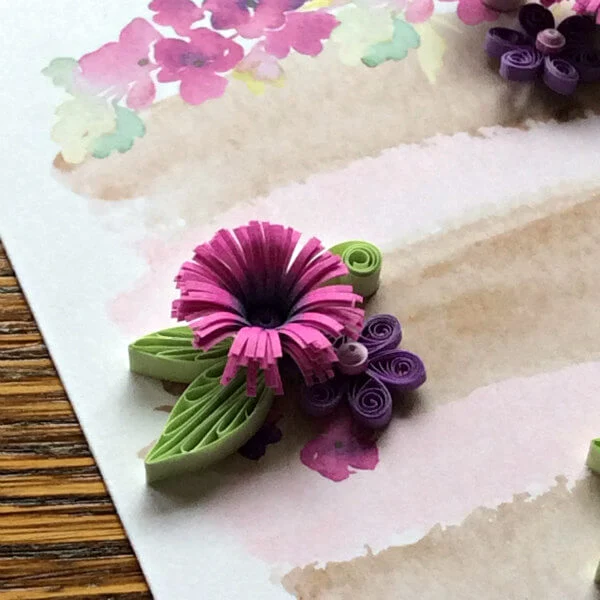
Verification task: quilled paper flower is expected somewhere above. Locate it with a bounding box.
[129,224,412,482]
[172,222,365,396]
[485,4,600,95]
[300,314,426,429]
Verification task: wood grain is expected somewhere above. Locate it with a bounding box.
[0,242,151,599]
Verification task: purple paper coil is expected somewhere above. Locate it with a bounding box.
[500,48,544,82]
[568,49,600,83]
[300,380,342,418]
[519,4,555,38]
[367,350,427,392]
[543,56,579,95]
[348,376,393,429]
[358,314,402,357]
[485,27,531,59]
[557,15,595,49]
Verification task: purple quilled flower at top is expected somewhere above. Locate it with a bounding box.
[299,314,426,429]
[485,3,600,95]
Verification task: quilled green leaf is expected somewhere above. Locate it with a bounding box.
[145,365,274,482]
[129,326,231,383]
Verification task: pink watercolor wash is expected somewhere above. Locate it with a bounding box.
[439,0,500,25]
[177,362,600,566]
[78,18,163,110]
[300,412,379,481]
[149,0,205,36]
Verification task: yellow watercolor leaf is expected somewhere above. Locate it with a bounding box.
[232,71,285,96]
[302,0,335,7]
[414,22,446,85]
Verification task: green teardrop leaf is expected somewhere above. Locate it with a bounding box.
[129,325,231,383]
[145,365,274,482]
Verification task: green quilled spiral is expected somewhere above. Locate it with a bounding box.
[328,240,382,299]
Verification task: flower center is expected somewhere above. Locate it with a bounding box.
[336,342,369,375]
[181,52,207,68]
[137,58,150,66]
[334,441,344,449]
[247,306,285,329]
[535,28,566,55]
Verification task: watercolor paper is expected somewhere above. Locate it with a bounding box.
[2,1,600,598]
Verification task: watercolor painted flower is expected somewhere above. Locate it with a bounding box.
[300,412,379,481]
[51,96,116,164]
[330,6,395,66]
[357,0,434,23]
[78,18,163,110]
[439,0,500,26]
[91,105,146,159]
[233,42,285,95]
[204,0,306,38]
[238,403,284,460]
[149,0,205,35]
[155,30,244,104]
[264,11,340,58]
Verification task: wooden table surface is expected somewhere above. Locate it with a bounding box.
[0,242,151,599]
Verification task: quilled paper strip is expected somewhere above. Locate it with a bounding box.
[586,438,600,475]
[328,240,382,299]
[145,366,274,482]
[129,326,231,383]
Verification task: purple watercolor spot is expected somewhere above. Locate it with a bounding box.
[300,412,379,482]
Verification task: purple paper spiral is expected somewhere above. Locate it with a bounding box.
[348,376,393,429]
[300,380,342,417]
[500,48,544,82]
[367,350,427,392]
[567,49,600,83]
[543,56,579,95]
[557,15,595,49]
[485,28,531,59]
[519,4,555,38]
[358,314,402,357]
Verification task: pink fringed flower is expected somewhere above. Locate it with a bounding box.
[172,222,365,396]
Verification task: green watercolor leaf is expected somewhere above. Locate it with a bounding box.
[42,57,80,93]
[91,105,145,159]
[129,326,231,383]
[145,366,274,482]
[361,19,420,68]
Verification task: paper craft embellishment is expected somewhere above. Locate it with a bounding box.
[300,314,426,429]
[586,438,600,474]
[129,222,425,482]
[485,4,600,95]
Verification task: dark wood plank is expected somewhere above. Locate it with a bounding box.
[0,241,151,599]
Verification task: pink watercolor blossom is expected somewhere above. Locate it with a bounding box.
[439,0,499,25]
[149,0,205,36]
[404,0,435,23]
[78,18,163,110]
[574,0,600,22]
[172,222,364,396]
[204,0,306,37]
[264,11,339,58]
[236,42,284,81]
[154,30,244,104]
[300,412,379,482]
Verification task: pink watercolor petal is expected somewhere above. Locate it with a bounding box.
[126,77,156,110]
[406,0,435,23]
[179,70,228,104]
[457,0,500,25]
[264,11,339,59]
[149,0,204,36]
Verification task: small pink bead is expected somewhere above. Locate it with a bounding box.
[536,28,566,55]
[336,342,369,375]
